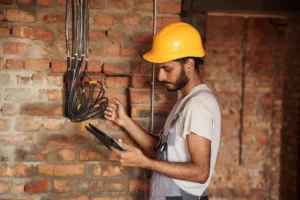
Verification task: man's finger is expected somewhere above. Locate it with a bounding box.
[107,103,116,109]
[113,98,123,105]
[106,107,114,112]
[110,146,121,155]
[104,110,112,116]
[104,114,112,120]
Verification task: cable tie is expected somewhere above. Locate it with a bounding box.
[77,104,81,110]
[89,81,97,84]
[94,104,100,108]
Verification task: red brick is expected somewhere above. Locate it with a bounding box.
[43,14,56,23]
[129,180,149,192]
[53,180,70,192]
[106,0,127,9]
[103,165,123,176]
[24,180,49,193]
[158,2,181,14]
[6,59,24,70]
[57,0,66,6]
[92,197,126,200]
[94,16,116,25]
[51,59,67,72]
[130,90,150,104]
[90,45,120,56]
[105,90,128,105]
[38,164,84,176]
[6,165,30,177]
[0,165,7,176]
[89,0,105,9]
[61,196,88,200]
[47,89,62,102]
[0,135,32,146]
[43,118,66,130]
[120,46,139,57]
[131,105,171,118]
[79,149,102,161]
[0,0,13,4]
[24,59,49,71]
[0,27,9,37]
[12,27,54,41]
[86,60,102,73]
[11,183,25,194]
[31,73,46,86]
[20,102,62,116]
[17,75,31,85]
[15,117,42,132]
[103,181,126,192]
[0,181,8,194]
[0,58,3,70]
[137,1,153,12]
[107,31,128,42]
[57,149,76,161]
[130,61,152,74]
[89,30,106,41]
[37,0,51,6]
[4,8,35,22]
[1,103,17,116]
[148,16,181,29]
[46,135,76,146]
[103,62,130,74]
[0,118,9,131]
[105,77,129,88]
[18,0,32,3]
[47,74,63,87]
[131,32,153,44]
[123,14,141,25]
[3,42,32,55]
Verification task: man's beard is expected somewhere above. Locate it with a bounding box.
[162,67,189,92]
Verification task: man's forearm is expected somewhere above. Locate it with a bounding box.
[143,158,209,184]
[121,116,159,157]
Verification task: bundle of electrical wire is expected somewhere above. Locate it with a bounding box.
[65,0,108,122]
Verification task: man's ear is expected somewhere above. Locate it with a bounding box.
[185,58,195,72]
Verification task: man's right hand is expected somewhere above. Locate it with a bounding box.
[104,97,128,127]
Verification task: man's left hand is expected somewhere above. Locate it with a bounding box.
[111,139,151,168]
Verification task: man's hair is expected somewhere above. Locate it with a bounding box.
[174,57,204,73]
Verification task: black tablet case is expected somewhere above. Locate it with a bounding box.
[85,123,126,151]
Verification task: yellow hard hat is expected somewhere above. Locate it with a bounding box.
[143,22,205,63]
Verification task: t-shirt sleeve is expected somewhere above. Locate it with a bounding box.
[181,98,214,141]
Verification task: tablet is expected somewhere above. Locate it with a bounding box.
[85,123,126,151]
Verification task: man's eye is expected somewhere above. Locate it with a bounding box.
[164,69,171,72]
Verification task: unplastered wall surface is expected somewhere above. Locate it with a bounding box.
[204,16,288,199]
[0,0,181,199]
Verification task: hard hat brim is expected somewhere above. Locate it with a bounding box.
[143,50,205,64]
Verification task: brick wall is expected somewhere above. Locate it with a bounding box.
[279,18,300,200]
[1,1,299,200]
[202,15,299,199]
[0,0,180,199]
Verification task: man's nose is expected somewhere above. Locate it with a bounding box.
[158,70,166,82]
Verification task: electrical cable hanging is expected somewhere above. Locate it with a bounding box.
[65,0,108,122]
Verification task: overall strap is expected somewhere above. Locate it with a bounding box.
[154,89,213,153]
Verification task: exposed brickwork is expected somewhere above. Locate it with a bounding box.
[1,0,299,199]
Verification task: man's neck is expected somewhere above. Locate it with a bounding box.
[180,78,203,97]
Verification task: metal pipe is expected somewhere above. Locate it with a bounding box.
[150,0,157,134]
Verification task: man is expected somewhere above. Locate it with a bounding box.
[104,22,221,200]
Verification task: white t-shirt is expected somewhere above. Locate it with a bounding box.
[162,84,221,196]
